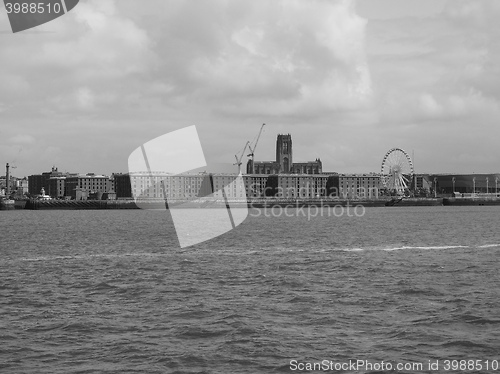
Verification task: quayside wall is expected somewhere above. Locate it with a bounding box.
[21,198,445,210]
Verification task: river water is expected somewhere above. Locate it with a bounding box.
[1,206,499,373]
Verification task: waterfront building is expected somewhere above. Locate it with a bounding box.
[7,177,29,199]
[414,174,432,191]
[0,174,26,197]
[28,166,65,196]
[28,174,44,196]
[245,174,331,198]
[14,178,29,195]
[0,177,5,194]
[124,172,246,201]
[64,173,114,200]
[48,177,67,198]
[429,173,500,195]
[119,172,384,200]
[338,174,381,199]
[126,171,174,199]
[114,173,133,199]
[109,171,500,201]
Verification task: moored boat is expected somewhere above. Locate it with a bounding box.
[0,197,15,210]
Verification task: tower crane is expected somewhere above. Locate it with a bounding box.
[247,123,265,174]
[234,141,250,174]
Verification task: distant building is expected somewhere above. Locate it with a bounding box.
[121,172,248,201]
[122,172,383,201]
[243,173,380,199]
[28,166,65,195]
[338,174,381,199]
[247,134,322,174]
[251,162,281,175]
[276,134,292,172]
[65,173,114,200]
[414,175,432,190]
[114,173,133,199]
[429,173,500,195]
[28,174,44,196]
[48,177,67,198]
[15,178,29,195]
[9,177,29,199]
[291,161,322,174]
[245,174,331,198]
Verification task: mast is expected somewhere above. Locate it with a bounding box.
[6,163,10,196]
[412,150,416,192]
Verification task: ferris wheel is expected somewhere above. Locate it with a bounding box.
[381,148,414,195]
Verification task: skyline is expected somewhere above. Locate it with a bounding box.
[1,0,500,177]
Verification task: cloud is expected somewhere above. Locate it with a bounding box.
[370,0,500,123]
[1,0,500,176]
[0,0,157,118]
[148,0,372,117]
[8,134,36,145]
[361,0,500,173]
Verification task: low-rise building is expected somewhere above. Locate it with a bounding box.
[120,172,386,201]
[48,177,66,198]
[65,173,114,200]
[429,173,500,195]
[338,174,381,199]
[28,166,65,195]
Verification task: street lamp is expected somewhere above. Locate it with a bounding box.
[473,177,476,196]
[486,177,489,195]
[496,177,498,196]
[434,177,437,198]
[452,177,456,196]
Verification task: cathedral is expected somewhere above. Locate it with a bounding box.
[246,134,322,174]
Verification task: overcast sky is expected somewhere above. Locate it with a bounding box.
[1,0,499,177]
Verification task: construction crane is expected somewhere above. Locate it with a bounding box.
[234,141,250,174]
[247,123,265,174]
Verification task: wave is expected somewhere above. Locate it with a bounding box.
[478,243,500,248]
[340,245,469,252]
[387,245,469,251]
[19,252,167,262]
[15,243,500,262]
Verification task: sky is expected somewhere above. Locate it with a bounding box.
[1,0,499,177]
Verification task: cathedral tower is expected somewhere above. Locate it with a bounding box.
[276,134,292,173]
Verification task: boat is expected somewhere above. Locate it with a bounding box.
[385,196,404,206]
[0,197,15,210]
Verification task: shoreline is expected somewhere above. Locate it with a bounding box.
[5,197,499,210]
[13,197,441,210]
